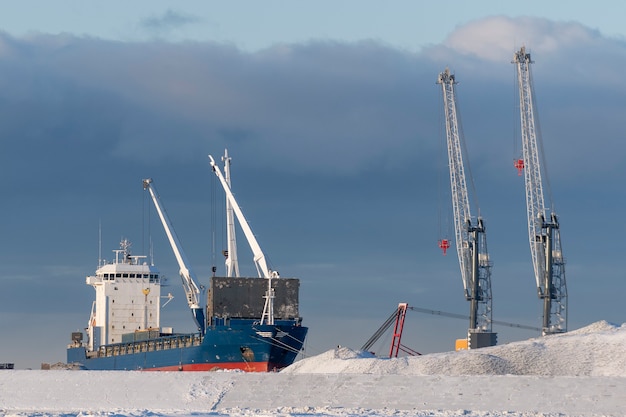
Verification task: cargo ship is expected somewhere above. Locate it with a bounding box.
[67,150,307,371]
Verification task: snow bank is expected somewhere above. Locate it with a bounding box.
[1,321,626,417]
[2,369,626,416]
[283,320,626,376]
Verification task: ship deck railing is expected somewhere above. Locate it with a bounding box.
[96,334,202,358]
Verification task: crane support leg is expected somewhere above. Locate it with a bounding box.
[389,303,408,358]
[469,229,479,331]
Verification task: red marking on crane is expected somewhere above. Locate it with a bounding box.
[514,159,525,176]
[389,303,408,358]
[438,239,451,255]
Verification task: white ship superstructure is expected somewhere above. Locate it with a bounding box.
[85,239,162,350]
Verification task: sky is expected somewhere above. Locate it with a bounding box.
[2,321,626,415]
[1,2,626,369]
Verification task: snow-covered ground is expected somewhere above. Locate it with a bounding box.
[1,321,625,417]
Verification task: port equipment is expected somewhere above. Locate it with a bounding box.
[209,151,280,326]
[143,178,206,335]
[361,303,421,357]
[362,304,540,356]
[437,68,496,348]
[389,303,420,358]
[512,47,567,335]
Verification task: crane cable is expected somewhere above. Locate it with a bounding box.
[210,171,218,276]
[407,306,541,332]
[437,84,451,244]
[361,308,398,352]
[453,82,481,218]
[141,183,153,265]
[512,54,521,162]
[527,68,555,211]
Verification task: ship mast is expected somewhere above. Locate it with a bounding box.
[209,151,278,325]
[222,149,240,277]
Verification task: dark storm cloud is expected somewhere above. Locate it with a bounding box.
[0,32,442,186]
[5,18,620,190]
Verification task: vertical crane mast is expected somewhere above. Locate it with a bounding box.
[513,47,567,335]
[437,68,494,341]
[222,149,240,277]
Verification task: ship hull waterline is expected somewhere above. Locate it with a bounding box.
[68,321,307,371]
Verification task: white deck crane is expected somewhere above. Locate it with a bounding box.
[142,178,206,335]
[437,68,495,348]
[209,152,279,325]
[512,47,567,335]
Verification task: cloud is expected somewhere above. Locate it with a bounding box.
[441,16,604,62]
[0,34,439,181]
[1,18,625,187]
[140,9,202,36]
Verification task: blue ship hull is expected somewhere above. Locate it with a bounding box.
[67,319,307,371]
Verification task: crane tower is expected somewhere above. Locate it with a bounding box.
[437,68,496,348]
[512,47,567,335]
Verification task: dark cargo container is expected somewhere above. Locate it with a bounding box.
[208,277,300,320]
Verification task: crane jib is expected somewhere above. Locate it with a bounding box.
[143,178,206,335]
[437,68,494,344]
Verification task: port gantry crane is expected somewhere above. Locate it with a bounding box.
[437,68,496,348]
[142,178,206,335]
[209,152,280,326]
[512,47,567,335]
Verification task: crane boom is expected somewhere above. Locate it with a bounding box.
[208,155,277,280]
[438,68,472,295]
[209,152,278,325]
[513,47,567,335]
[142,178,205,334]
[437,68,494,338]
